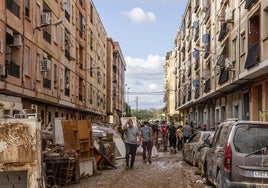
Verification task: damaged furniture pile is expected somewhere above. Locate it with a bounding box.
[42,119,117,187]
[0,118,120,187]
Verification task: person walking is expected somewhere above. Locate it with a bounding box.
[182,122,192,143]
[139,121,153,164]
[123,118,139,170]
[176,126,183,151]
[151,120,159,149]
[160,122,169,151]
[168,123,177,154]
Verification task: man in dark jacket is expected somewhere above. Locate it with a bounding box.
[168,123,177,154]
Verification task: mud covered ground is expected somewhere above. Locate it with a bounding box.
[66,151,206,188]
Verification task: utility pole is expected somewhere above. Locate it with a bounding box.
[135,96,139,112]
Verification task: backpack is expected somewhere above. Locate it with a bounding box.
[161,125,168,136]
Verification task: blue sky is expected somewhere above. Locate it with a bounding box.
[93,0,188,109]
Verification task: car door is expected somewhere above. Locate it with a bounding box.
[184,132,201,163]
[206,126,223,182]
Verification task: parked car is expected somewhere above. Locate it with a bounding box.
[204,119,268,187]
[182,131,213,167]
[198,132,214,177]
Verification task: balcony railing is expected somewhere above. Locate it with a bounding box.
[6,0,20,18]
[7,61,20,78]
[43,78,51,89]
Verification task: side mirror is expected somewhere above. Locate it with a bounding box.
[203,137,211,147]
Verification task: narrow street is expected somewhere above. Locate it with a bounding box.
[66,151,206,188]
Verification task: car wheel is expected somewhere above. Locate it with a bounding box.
[217,170,223,187]
[192,153,197,167]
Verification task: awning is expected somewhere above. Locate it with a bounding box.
[218,22,227,41]
[218,69,228,85]
[215,44,227,67]
[204,79,211,93]
[245,0,256,9]
[244,42,259,69]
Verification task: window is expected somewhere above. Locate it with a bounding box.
[232,38,237,61]
[53,64,57,86]
[234,126,268,153]
[53,25,58,44]
[264,6,268,38]
[25,0,30,17]
[90,3,93,24]
[36,53,41,80]
[64,0,71,20]
[59,27,64,50]
[6,0,20,18]
[24,46,30,75]
[242,92,250,120]
[89,84,93,104]
[240,31,246,54]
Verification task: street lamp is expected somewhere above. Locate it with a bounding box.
[127,87,130,105]
[33,19,63,33]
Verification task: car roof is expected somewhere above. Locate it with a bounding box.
[221,120,268,125]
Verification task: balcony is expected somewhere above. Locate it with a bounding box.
[245,0,256,9]
[43,78,51,89]
[7,61,20,78]
[218,69,228,85]
[218,23,227,41]
[244,42,259,69]
[194,60,199,70]
[6,0,20,18]
[204,79,211,93]
[194,87,200,99]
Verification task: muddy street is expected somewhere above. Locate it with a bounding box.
[66,151,206,188]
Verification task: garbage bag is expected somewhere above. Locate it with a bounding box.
[152,145,158,157]
[137,145,143,154]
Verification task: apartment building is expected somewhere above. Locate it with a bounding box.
[106,38,126,124]
[0,0,125,126]
[167,0,268,129]
[164,50,180,123]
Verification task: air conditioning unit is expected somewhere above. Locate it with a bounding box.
[31,104,37,110]
[41,12,51,25]
[42,59,51,71]
[12,34,22,46]
[203,0,210,8]
[225,7,233,22]
[225,58,234,69]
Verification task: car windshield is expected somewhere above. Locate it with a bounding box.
[233,124,268,154]
[201,132,211,141]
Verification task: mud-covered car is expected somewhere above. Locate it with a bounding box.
[204,119,268,187]
[182,131,212,167]
[198,132,214,177]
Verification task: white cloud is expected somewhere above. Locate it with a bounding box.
[125,55,165,109]
[122,7,156,24]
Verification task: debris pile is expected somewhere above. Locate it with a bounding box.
[43,145,79,187]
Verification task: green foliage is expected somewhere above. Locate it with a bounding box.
[131,108,164,120]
